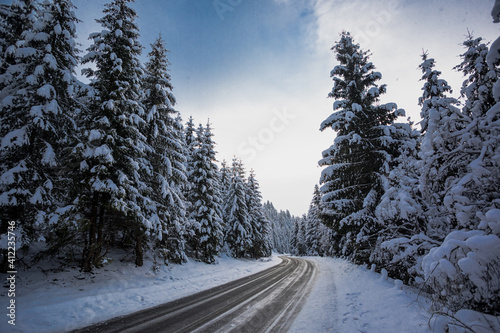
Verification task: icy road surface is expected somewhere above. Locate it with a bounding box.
[72,256,317,333]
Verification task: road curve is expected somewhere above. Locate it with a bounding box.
[72,256,317,333]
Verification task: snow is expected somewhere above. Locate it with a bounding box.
[0,253,281,333]
[492,0,500,23]
[0,127,28,150]
[289,257,432,333]
[41,143,56,166]
[0,254,446,333]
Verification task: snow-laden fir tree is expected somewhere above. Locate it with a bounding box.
[443,34,499,229]
[223,158,252,258]
[219,159,231,202]
[0,0,37,82]
[182,115,196,205]
[421,28,500,314]
[246,169,272,258]
[142,34,188,264]
[291,217,306,256]
[184,115,196,156]
[76,0,150,271]
[417,52,465,237]
[304,185,323,256]
[371,121,438,283]
[186,123,224,263]
[0,0,79,244]
[262,201,294,254]
[318,31,403,264]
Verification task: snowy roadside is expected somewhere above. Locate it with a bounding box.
[289,257,433,333]
[0,253,281,333]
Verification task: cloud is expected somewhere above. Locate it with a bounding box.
[310,0,498,121]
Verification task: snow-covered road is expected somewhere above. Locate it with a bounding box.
[1,254,438,332]
[72,257,317,332]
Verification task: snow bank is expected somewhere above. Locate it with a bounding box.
[289,257,432,333]
[0,253,281,333]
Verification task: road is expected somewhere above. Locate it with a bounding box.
[72,256,317,333]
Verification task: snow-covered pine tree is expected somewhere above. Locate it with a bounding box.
[182,115,196,206]
[184,115,196,155]
[0,0,37,81]
[305,185,323,256]
[318,31,402,264]
[246,170,272,258]
[142,34,188,264]
[417,52,465,237]
[292,217,306,256]
[0,0,79,245]
[442,34,499,229]
[262,201,294,254]
[421,22,500,315]
[186,123,224,263]
[223,157,252,258]
[219,159,231,200]
[76,0,150,271]
[371,121,438,283]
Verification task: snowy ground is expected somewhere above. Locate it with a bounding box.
[290,257,432,333]
[2,254,496,333]
[0,253,281,333]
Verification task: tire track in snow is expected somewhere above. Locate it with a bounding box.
[71,256,317,333]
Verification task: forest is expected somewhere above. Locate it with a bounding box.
[293,29,500,316]
[0,0,499,321]
[0,0,277,273]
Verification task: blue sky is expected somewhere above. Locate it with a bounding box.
[4,0,497,215]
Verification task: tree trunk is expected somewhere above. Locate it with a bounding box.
[135,231,143,267]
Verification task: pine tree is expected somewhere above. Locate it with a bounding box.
[305,185,322,256]
[223,158,251,258]
[184,115,196,155]
[0,0,37,81]
[0,0,79,245]
[371,121,439,283]
[182,115,196,208]
[292,217,306,256]
[142,34,188,264]
[76,0,149,271]
[318,31,402,263]
[443,34,499,228]
[421,28,500,314]
[186,123,224,263]
[246,170,272,258]
[262,201,294,254]
[417,52,465,237]
[219,159,231,200]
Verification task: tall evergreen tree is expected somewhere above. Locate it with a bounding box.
[0,0,79,244]
[184,115,196,155]
[443,34,499,228]
[246,170,272,258]
[186,123,224,263]
[142,34,187,264]
[318,31,402,263]
[262,201,294,254]
[417,52,465,236]
[76,0,149,271]
[371,121,438,283]
[223,158,251,258]
[305,185,322,256]
[292,217,306,256]
[0,0,37,81]
[421,30,500,315]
